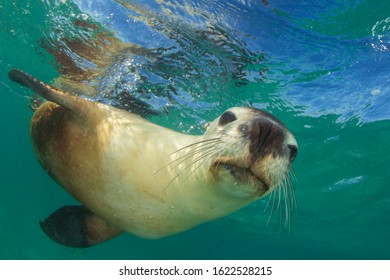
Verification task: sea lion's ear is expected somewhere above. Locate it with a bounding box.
[40,206,123,248]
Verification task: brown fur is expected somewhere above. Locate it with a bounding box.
[85,211,123,246]
[30,102,105,203]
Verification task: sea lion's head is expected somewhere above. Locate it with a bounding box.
[202,107,297,198]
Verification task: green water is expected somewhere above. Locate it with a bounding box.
[1,0,390,259]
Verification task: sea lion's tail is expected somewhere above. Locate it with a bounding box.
[9,69,97,119]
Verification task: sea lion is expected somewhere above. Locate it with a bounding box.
[9,69,298,247]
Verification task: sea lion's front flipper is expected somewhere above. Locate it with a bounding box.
[40,206,123,248]
[8,69,99,121]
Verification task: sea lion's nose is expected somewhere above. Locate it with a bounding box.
[287,144,298,163]
[249,118,285,159]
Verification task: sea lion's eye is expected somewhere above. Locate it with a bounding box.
[219,111,237,126]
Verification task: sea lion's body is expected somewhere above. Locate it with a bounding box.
[9,69,297,247]
[33,101,255,239]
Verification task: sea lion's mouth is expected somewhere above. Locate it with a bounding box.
[212,162,270,190]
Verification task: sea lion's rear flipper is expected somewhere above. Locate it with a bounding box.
[40,206,123,248]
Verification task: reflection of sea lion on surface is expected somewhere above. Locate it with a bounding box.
[9,69,297,247]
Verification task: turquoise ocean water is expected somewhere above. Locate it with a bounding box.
[0,0,389,259]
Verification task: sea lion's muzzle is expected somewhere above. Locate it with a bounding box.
[211,112,298,192]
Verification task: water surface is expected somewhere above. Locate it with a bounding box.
[0,0,389,259]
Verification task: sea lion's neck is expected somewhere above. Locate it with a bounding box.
[104,114,256,225]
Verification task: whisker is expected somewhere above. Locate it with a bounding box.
[162,148,219,192]
[287,173,297,212]
[153,138,221,175]
[282,182,290,229]
[277,182,282,211]
[284,170,297,215]
[278,186,283,232]
[162,137,234,192]
[168,142,219,167]
[264,189,274,212]
[266,188,277,226]
[168,137,222,156]
[175,150,222,187]
[165,130,240,168]
[163,131,244,191]
[169,139,221,162]
[288,166,297,183]
[264,168,297,231]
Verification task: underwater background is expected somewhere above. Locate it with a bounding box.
[0,0,389,259]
